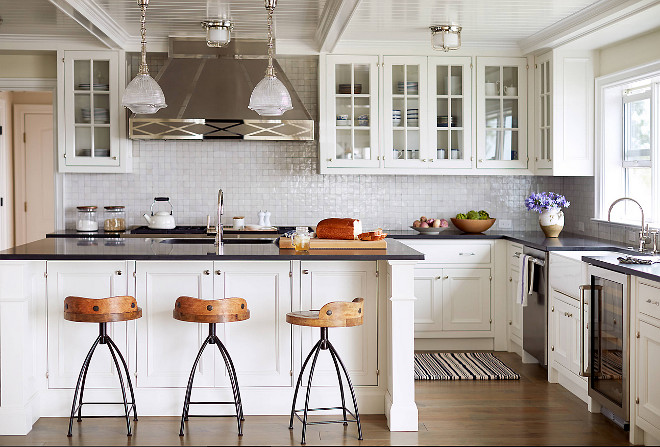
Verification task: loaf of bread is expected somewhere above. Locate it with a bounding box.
[316,218,362,240]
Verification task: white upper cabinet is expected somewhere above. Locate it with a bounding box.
[383,56,429,169]
[427,57,472,169]
[533,49,595,176]
[476,57,528,169]
[320,55,380,170]
[58,50,131,173]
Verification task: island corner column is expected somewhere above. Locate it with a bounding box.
[384,259,419,431]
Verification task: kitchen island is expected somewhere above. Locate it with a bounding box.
[0,238,423,435]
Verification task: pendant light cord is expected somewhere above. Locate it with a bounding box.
[138,0,149,75]
[266,2,275,78]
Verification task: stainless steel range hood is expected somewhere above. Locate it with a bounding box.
[129,38,314,141]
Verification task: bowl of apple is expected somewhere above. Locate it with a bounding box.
[410,216,449,234]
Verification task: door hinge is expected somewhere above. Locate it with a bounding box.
[526,64,529,70]
[535,63,538,69]
[489,276,492,281]
[470,63,473,69]
[489,318,493,324]
[133,271,137,278]
[636,397,640,404]
[45,371,49,379]
[62,57,65,63]
[135,372,138,378]
[44,272,48,278]
[0,125,2,135]
[24,201,27,213]
[63,153,67,159]
[375,271,379,278]
[637,331,640,339]
[289,370,293,376]
[551,306,554,312]
[376,369,380,376]
[23,132,26,143]
[551,345,555,351]
[289,271,293,278]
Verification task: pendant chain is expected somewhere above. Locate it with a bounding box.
[266,6,275,77]
[138,3,149,75]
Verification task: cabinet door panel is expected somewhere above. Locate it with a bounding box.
[508,266,522,340]
[551,291,578,374]
[413,268,443,332]
[214,261,292,387]
[442,268,491,331]
[300,261,378,386]
[136,261,214,388]
[47,261,128,389]
[638,320,660,432]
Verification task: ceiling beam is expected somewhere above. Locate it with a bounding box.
[48,0,131,49]
[314,0,361,53]
[519,0,660,54]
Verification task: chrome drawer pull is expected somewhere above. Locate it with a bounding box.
[459,252,476,256]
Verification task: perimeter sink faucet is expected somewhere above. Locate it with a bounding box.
[215,189,224,246]
[608,197,649,252]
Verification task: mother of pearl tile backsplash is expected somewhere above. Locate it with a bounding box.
[63,56,573,232]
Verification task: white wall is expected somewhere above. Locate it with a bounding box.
[599,28,660,76]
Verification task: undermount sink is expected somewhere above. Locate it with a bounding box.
[158,238,276,245]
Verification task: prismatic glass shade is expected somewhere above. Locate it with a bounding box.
[248,74,293,116]
[122,72,167,114]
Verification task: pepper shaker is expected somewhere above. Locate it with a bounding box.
[264,211,271,227]
[258,210,266,227]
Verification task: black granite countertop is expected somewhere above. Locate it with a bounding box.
[581,255,660,282]
[386,230,636,252]
[0,237,424,261]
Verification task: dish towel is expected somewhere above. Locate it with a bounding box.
[517,254,535,307]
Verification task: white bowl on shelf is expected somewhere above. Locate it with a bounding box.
[410,226,446,234]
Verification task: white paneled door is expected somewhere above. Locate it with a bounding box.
[442,268,491,331]
[136,261,214,388]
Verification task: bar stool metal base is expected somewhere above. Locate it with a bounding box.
[179,323,244,437]
[67,322,137,437]
[289,327,363,444]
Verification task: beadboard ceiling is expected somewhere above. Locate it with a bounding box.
[0,0,656,52]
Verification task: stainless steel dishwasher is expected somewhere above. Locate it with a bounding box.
[522,246,549,367]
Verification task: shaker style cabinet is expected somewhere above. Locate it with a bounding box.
[58,50,131,173]
[46,261,130,389]
[533,49,595,176]
[476,57,528,169]
[320,55,380,169]
[300,261,378,386]
[550,290,582,376]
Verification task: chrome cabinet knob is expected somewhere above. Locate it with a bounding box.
[115,270,122,276]
[203,270,210,275]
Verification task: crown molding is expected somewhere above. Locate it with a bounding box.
[519,0,660,54]
[314,0,361,53]
[0,34,106,51]
[332,39,521,56]
[48,0,131,49]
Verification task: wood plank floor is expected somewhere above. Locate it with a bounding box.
[0,353,631,446]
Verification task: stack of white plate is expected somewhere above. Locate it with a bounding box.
[407,108,419,127]
[397,81,418,95]
[81,108,109,123]
[392,109,402,126]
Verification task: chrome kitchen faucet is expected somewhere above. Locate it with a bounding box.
[215,189,224,246]
[607,197,651,252]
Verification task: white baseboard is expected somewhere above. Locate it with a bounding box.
[414,338,495,351]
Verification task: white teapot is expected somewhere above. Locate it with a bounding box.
[143,197,176,229]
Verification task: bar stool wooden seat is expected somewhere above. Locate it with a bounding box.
[173,296,250,437]
[286,298,364,444]
[64,296,141,437]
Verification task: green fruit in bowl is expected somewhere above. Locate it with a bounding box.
[478,210,490,220]
[456,213,467,219]
[466,210,479,220]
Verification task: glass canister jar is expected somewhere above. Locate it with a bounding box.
[76,206,99,232]
[292,226,311,252]
[104,206,126,232]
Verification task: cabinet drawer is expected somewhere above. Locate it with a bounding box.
[404,243,491,264]
[549,253,583,300]
[639,280,660,321]
[508,243,523,267]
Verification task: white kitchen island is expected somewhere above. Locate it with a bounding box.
[0,238,422,435]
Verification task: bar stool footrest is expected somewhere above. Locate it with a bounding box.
[293,406,358,426]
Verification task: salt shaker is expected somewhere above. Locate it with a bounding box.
[258,210,266,227]
[264,211,271,227]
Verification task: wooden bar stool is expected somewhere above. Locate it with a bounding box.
[173,296,250,437]
[64,295,141,437]
[287,298,364,444]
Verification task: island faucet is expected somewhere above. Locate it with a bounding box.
[215,189,223,246]
[607,197,649,252]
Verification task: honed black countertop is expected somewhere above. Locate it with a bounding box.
[0,237,424,261]
[386,230,635,252]
[581,255,660,283]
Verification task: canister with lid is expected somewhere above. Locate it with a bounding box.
[104,206,126,232]
[76,206,99,232]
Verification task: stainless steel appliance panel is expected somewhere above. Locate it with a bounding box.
[522,246,549,367]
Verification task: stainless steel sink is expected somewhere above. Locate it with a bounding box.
[158,238,276,245]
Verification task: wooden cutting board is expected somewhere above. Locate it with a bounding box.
[279,237,387,249]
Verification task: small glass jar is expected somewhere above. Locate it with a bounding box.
[292,226,311,252]
[76,206,98,232]
[104,206,126,232]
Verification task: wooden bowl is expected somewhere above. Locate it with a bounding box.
[450,218,496,234]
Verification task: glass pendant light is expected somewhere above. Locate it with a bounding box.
[122,0,167,114]
[248,0,293,116]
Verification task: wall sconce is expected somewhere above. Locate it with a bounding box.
[201,19,233,48]
[430,25,462,52]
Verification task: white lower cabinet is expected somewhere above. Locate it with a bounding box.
[46,261,129,389]
[508,265,522,342]
[442,268,491,331]
[213,261,292,387]
[300,261,378,386]
[135,261,215,388]
[637,319,660,438]
[550,290,581,376]
[413,267,443,332]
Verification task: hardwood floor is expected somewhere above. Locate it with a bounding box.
[0,353,631,446]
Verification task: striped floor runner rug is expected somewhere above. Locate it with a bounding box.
[414,352,520,380]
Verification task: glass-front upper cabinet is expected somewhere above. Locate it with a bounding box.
[476,57,527,169]
[62,51,123,171]
[322,55,379,168]
[383,56,428,168]
[428,57,472,168]
[535,52,552,169]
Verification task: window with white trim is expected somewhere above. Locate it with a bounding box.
[596,65,660,226]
